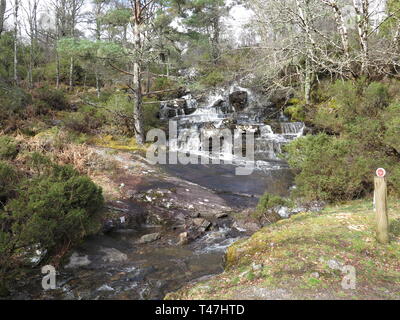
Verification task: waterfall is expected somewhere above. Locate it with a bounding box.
[280,122,305,136]
[162,84,305,170]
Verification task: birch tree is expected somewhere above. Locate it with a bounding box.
[22,0,40,88]
[353,0,370,75]
[13,0,19,85]
[0,0,6,37]
[67,0,84,89]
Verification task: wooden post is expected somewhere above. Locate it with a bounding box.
[374,176,389,244]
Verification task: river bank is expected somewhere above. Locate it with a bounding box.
[4,146,295,300]
[166,200,400,300]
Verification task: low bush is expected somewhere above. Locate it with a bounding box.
[256,192,288,213]
[285,80,400,202]
[200,70,225,87]
[252,192,292,223]
[32,87,70,111]
[62,106,105,134]
[0,161,18,207]
[0,162,104,293]
[0,136,19,160]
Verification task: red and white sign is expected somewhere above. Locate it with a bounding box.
[376,168,386,178]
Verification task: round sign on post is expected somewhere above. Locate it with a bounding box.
[376,168,386,178]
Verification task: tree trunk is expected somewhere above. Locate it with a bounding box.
[305,58,312,105]
[69,56,74,90]
[353,0,369,76]
[0,0,6,37]
[133,18,145,144]
[295,0,315,104]
[13,0,19,85]
[325,0,350,59]
[95,1,102,97]
[28,40,33,88]
[211,4,220,65]
[56,47,60,88]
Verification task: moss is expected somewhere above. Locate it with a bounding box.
[91,135,148,152]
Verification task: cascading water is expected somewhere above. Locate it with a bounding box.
[160,84,305,170]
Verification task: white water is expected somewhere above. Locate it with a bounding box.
[162,84,305,170]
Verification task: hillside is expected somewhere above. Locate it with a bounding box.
[166,200,400,300]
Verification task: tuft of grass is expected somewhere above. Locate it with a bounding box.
[91,135,148,153]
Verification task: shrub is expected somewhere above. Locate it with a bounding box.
[284,134,378,202]
[200,70,225,87]
[0,85,31,115]
[32,87,70,111]
[252,192,290,223]
[284,99,306,122]
[63,108,105,134]
[383,103,400,153]
[0,163,104,285]
[0,161,18,207]
[363,82,389,114]
[256,192,288,214]
[0,136,19,160]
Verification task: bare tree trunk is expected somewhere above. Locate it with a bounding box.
[353,0,369,76]
[69,56,74,89]
[26,0,39,88]
[95,1,102,98]
[0,0,6,37]
[324,0,350,59]
[211,8,220,65]
[28,40,33,88]
[305,58,312,105]
[13,0,19,85]
[56,51,60,88]
[394,21,400,52]
[132,12,145,144]
[295,0,315,104]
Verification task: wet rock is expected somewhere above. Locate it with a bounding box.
[65,252,91,269]
[192,218,211,231]
[102,220,116,233]
[126,190,136,198]
[211,98,225,108]
[229,91,248,112]
[189,212,200,218]
[138,232,161,244]
[233,221,261,233]
[97,284,115,292]
[178,232,189,245]
[216,212,228,219]
[277,206,291,219]
[101,248,128,263]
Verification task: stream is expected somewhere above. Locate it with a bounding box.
[7,83,303,300]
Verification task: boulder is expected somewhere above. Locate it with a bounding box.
[138,232,161,244]
[65,252,91,269]
[229,91,248,112]
[101,248,128,263]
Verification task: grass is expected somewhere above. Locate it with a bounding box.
[166,199,400,300]
[91,135,148,153]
